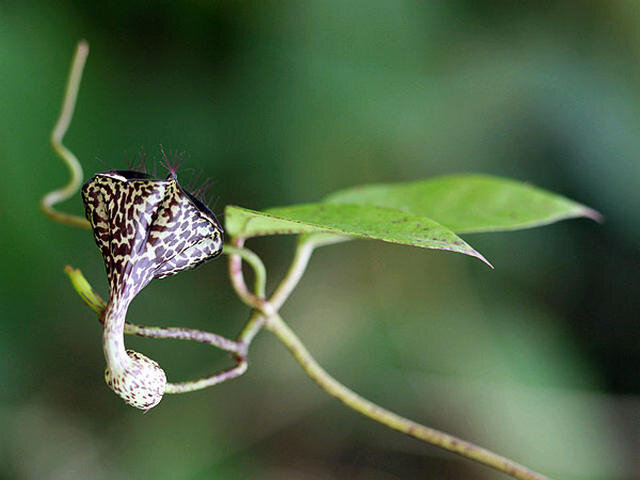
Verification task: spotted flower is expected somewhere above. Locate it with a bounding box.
[81,166,223,409]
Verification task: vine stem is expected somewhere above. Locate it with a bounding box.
[264,313,548,480]
[269,239,315,309]
[223,243,267,300]
[41,40,91,230]
[230,237,551,480]
[164,361,248,394]
[227,237,274,315]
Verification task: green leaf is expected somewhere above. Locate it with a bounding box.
[325,174,601,233]
[225,204,491,266]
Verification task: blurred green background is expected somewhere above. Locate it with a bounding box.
[1,1,638,479]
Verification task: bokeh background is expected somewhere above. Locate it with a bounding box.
[1,2,639,479]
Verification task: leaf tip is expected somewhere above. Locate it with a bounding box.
[581,206,604,224]
[473,251,494,269]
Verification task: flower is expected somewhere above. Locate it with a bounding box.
[82,168,223,409]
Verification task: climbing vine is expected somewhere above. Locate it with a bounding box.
[44,41,600,480]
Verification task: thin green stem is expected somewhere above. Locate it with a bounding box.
[235,310,266,347]
[165,360,248,394]
[224,239,272,351]
[222,244,266,299]
[269,239,314,310]
[264,313,549,480]
[64,265,106,313]
[41,40,91,230]
[226,238,274,317]
[123,323,242,354]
